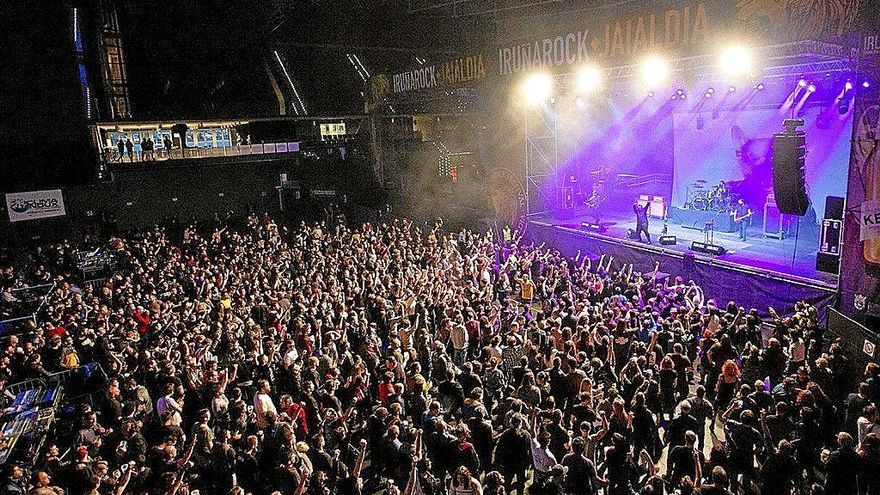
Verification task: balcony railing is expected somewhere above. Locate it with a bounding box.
[101,142,300,164]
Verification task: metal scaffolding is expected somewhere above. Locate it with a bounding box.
[524,101,557,216]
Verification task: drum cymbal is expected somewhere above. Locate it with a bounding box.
[695,179,708,183]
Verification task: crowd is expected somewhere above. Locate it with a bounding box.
[0,214,876,495]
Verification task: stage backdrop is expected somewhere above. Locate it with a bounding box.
[671,106,852,219]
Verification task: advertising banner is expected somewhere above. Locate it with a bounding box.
[5,189,67,222]
[840,29,880,321]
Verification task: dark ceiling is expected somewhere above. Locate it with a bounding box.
[115,0,490,119]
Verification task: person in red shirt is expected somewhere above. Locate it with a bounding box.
[378,371,395,407]
[132,305,151,334]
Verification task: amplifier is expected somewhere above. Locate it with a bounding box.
[659,235,677,245]
[637,195,667,218]
[764,196,784,239]
[691,241,727,255]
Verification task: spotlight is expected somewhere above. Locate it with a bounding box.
[707,88,715,94]
[647,91,655,97]
[676,89,685,96]
[705,92,712,98]
[576,66,603,92]
[845,81,853,91]
[521,73,553,104]
[728,86,736,93]
[798,79,808,88]
[807,84,816,93]
[671,94,678,100]
[864,81,872,88]
[720,45,752,76]
[640,56,670,87]
[681,94,687,99]
[755,83,765,90]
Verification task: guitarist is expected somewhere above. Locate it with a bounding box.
[731,198,753,241]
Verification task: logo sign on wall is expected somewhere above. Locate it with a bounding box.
[5,189,67,222]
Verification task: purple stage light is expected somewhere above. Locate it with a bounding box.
[807,84,816,93]
[864,81,871,88]
[845,81,853,91]
[728,86,736,93]
[707,87,715,94]
[755,83,764,90]
[648,91,655,97]
[798,79,808,88]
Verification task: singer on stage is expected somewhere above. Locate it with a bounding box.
[633,202,651,244]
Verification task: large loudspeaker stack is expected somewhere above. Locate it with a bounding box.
[772,120,809,216]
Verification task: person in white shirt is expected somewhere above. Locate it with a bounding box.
[529,413,557,487]
[156,383,183,426]
[253,379,277,428]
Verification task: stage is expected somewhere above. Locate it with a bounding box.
[526,207,838,317]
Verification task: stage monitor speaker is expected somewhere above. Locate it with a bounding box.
[691,241,727,255]
[816,252,840,274]
[824,196,845,220]
[582,222,606,233]
[659,235,677,245]
[772,133,809,215]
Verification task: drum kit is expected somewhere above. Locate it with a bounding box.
[684,180,733,212]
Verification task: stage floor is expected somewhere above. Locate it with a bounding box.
[530,207,838,288]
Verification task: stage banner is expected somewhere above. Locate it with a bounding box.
[840,28,880,322]
[5,189,67,222]
[375,0,864,100]
[862,200,880,240]
[495,0,861,70]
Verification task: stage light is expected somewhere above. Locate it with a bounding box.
[845,81,853,91]
[671,94,678,100]
[728,86,736,93]
[647,91,655,97]
[798,79,808,88]
[640,56,670,87]
[720,45,752,76]
[755,83,765,90]
[864,81,872,88]
[576,66,602,92]
[707,88,715,94]
[807,84,816,93]
[705,92,712,98]
[676,89,685,96]
[521,73,553,104]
